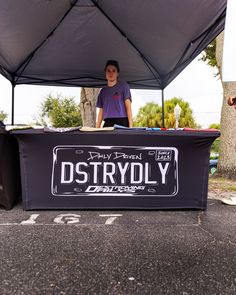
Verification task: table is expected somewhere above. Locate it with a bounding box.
[0,129,21,209]
[12,129,220,210]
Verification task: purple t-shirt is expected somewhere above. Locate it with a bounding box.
[96,81,131,119]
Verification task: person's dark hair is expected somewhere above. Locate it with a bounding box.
[104,60,120,72]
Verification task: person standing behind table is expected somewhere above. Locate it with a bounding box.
[221,95,236,206]
[96,60,133,128]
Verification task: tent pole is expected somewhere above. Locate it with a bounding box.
[11,83,15,125]
[161,89,165,128]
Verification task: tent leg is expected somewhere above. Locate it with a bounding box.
[161,89,165,128]
[11,84,15,125]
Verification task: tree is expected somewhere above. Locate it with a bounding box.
[133,102,162,127]
[80,87,100,127]
[38,94,82,127]
[0,110,8,122]
[134,98,197,128]
[202,33,236,179]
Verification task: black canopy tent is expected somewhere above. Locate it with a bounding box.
[0,0,226,125]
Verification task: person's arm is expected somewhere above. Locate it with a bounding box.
[124,98,133,127]
[96,108,103,128]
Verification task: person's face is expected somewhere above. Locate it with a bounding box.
[105,65,118,82]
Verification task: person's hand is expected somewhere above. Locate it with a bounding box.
[227,96,236,106]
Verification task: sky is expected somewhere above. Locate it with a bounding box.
[0,54,223,128]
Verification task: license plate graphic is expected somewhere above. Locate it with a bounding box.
[51,146,178,197]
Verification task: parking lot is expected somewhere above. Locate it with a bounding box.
[0,197,236,295]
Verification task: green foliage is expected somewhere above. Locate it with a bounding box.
[134,97,197,128]
[133,102,162,127]
[201,40,217,67]
[209,123,220,155]
[38,94,82,127]
[164,97,197,128]
[209,123,220,130]
[0,110,8,122]
[210,140,220,157]
[201,39,220,77]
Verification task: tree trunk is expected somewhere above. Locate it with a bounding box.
[80,87,100,127]
[216,32,236,179]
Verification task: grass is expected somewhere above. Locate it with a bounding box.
[208,175,236,193]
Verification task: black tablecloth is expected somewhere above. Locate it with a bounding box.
[12,129,220,210]
[0,129,21,209]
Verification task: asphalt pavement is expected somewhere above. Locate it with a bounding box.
[0,196,236,295]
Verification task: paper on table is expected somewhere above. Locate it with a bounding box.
[6,125,33,131]
[44,126,81,132]
[79,126,114,132]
